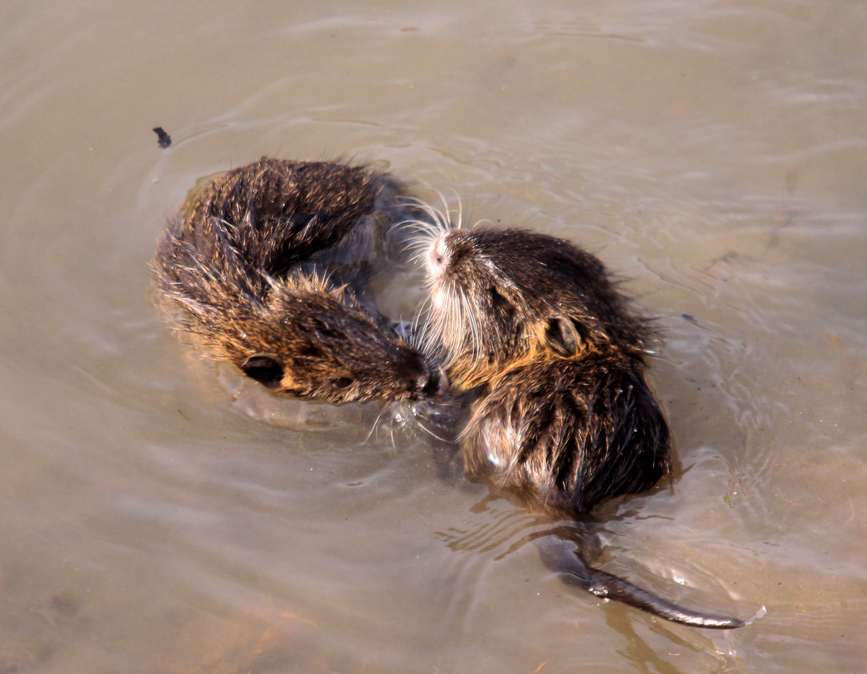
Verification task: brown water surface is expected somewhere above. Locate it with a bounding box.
[1,1,865,672]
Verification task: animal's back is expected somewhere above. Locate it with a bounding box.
[461,352,671,513]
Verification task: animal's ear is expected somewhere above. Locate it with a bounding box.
[240,354,285,389]
[544,316,581,356]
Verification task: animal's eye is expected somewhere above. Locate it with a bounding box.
[331,377,353,390]
[241,355,284,390]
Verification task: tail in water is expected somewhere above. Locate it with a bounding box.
[577,565,747,628]
[534,528,762,629]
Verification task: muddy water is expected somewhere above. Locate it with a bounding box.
[1,0,865,672]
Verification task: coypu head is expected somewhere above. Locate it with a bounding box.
[236,280,444,404]
[408,220,651,389]
[156,270,445,405]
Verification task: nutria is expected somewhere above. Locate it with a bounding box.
[151,157,442,404]
[407,215,756,628]
[417,225,669,510]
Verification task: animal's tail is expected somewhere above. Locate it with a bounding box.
[535,528,763,629]
[578,565,749,628]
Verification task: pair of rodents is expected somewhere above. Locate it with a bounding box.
[151,157,756,628]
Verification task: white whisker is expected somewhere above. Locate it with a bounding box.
[448,188,463,230]
[414,419,449,443]
[365,404,391,443]
[400,196,450,232]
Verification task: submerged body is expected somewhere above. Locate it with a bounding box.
[152,157,441,404]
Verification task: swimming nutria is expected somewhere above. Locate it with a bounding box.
[417,225,669,510]
[408,216,755,628]
[151,157,442,404]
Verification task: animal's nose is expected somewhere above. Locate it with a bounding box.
[418,368,448,398]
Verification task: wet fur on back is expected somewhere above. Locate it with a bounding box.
[462,352,670,513]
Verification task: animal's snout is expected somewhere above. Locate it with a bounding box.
[417,367,448,399]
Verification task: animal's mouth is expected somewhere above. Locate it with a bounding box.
[417,367,448,399]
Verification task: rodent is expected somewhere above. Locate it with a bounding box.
[410,218,755,628]
[419,225,670,512]
[151,157,443,404]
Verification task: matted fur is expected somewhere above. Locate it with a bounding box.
[410,224,670,511]
[151,157,440,404]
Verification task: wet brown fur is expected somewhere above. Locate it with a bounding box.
[418,226,670,512]
[462,354,670,513]
[152,157,441,404]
